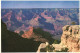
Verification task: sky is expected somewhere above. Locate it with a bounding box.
[1,1,79,9]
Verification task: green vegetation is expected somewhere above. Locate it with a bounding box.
[40,48,46,52]
[46,45,55,52]
[70,29,72,32]
[40,45,68,52]
[55,47,68,52]
[19,31,24,35]
[66,26,70,31]
[40,44,55,52]
[53,40,60,44]
[71,21,76,25]
[1,21,41,52]
[1,20,60,52]
[33,28,60,44]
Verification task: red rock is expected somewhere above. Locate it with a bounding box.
[22,26,33,38]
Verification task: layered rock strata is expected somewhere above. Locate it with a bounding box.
[37,25,80,52]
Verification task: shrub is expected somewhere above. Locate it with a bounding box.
[54,40,60,44]
[55,47,68,52]
[71,21,76,25]
[40,45,55,52]
[19,31,24,35]
[66,26,70,31]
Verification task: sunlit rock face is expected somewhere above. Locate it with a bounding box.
[61,25,80,52]
[37,42,50,52]
[21,26,33,38]
[37,25,80,52]
[21,26,49,42]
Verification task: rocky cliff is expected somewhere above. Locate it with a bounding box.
[61,25,80,52]
[37,25,80,52]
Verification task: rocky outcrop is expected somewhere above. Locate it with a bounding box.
[21,26,33,38]
[61,25,80,52]
[37,42,49,52]
[37,25,80,52]
[21,26,48,42]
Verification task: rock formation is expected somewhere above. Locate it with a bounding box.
[2,9,79,36]
[21,26,48,42]
[37,25,80,52]
[22,26,34,38]
[61,25,80,52]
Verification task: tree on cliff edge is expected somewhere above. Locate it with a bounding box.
[71,21,76,25]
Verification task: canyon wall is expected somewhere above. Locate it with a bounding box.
[37,25,80,52]
[61,25,80,52]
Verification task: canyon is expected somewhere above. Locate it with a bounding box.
[1,8,79,37]
[37,25,80,52]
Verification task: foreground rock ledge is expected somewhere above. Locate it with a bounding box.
[37,25,80,52]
